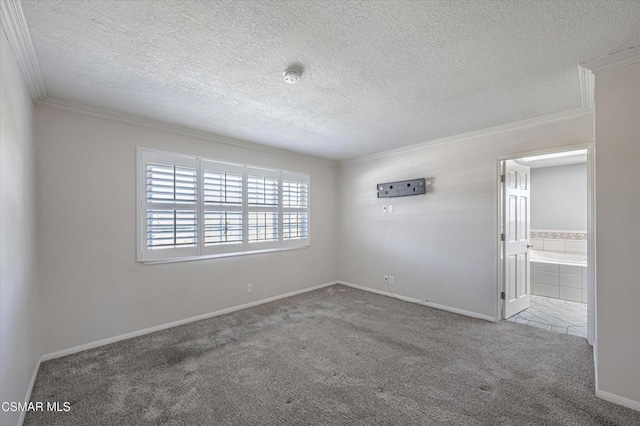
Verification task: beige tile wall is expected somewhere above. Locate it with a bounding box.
[530,229,587,254]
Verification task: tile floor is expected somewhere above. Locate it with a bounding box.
[507,295,587,338]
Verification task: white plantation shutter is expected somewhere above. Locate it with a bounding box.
[137,149,310,262]
[282,173,310,244]
[248,211,278,242]
[247,168,280,246]
[201,161,245,255]
[204,211,242,245]
[140,151,199,261]
[247,175,279,206]
[146,210,197,248]
[203,169,243,205]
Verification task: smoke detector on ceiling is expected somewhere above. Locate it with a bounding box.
[283,69,302,84]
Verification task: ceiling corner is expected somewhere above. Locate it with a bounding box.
[0,0,46,102]
[582,45,640,75]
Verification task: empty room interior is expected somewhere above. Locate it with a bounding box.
[1,1,639,425]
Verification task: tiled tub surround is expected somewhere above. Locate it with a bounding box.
[531,255,587,303]
[530,229,587,254]
[529,230,587,303]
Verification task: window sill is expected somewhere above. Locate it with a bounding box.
[140,244,310,265]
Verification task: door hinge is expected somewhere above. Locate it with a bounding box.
[500,291,505,300]
[500,174,505,183]
[500,233,505,241]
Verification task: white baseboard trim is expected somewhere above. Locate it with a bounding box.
[596,389,640,412]
[41,281,338,362]
[338,281,496,322]
[18,355,43,426]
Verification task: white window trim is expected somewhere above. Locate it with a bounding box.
[137,147,310,264]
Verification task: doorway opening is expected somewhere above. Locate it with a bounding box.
[498,146,594,343]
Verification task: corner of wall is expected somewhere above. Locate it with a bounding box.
[0,27,42,426]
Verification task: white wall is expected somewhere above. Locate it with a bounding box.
[530,163,587,230]
[0,31,41,426]
[594,62,640,405]
[338,115,593,320]
[35,106,338,354]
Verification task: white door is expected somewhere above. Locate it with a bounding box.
[503,160,531,318]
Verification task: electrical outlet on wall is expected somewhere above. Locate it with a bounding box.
[389,275,394,284]
[388,205,394,213]
[246,283,253,293]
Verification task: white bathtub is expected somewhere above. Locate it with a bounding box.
[530,249,587,267]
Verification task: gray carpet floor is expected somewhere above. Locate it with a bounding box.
[26,285,640,425]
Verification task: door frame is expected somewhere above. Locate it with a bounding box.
[494,142,596,346]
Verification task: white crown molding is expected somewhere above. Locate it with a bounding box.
[341,106,592,165]
[341,64,595,165]
[37,96,337,167]
[583,45,640,74]
[0,0,46,101]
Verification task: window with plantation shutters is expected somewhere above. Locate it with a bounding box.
[282,179,309,240]
[141,152,199,261]
[202,161,245,254]
[137,148,310,263]
[247,172,280,244]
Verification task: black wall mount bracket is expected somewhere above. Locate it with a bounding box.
[377,178,426,198]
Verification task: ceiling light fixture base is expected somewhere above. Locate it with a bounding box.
[283,69,302,84]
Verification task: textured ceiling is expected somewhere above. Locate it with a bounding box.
[20,0,640,160]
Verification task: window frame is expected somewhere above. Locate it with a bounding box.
[137,147,310,264]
